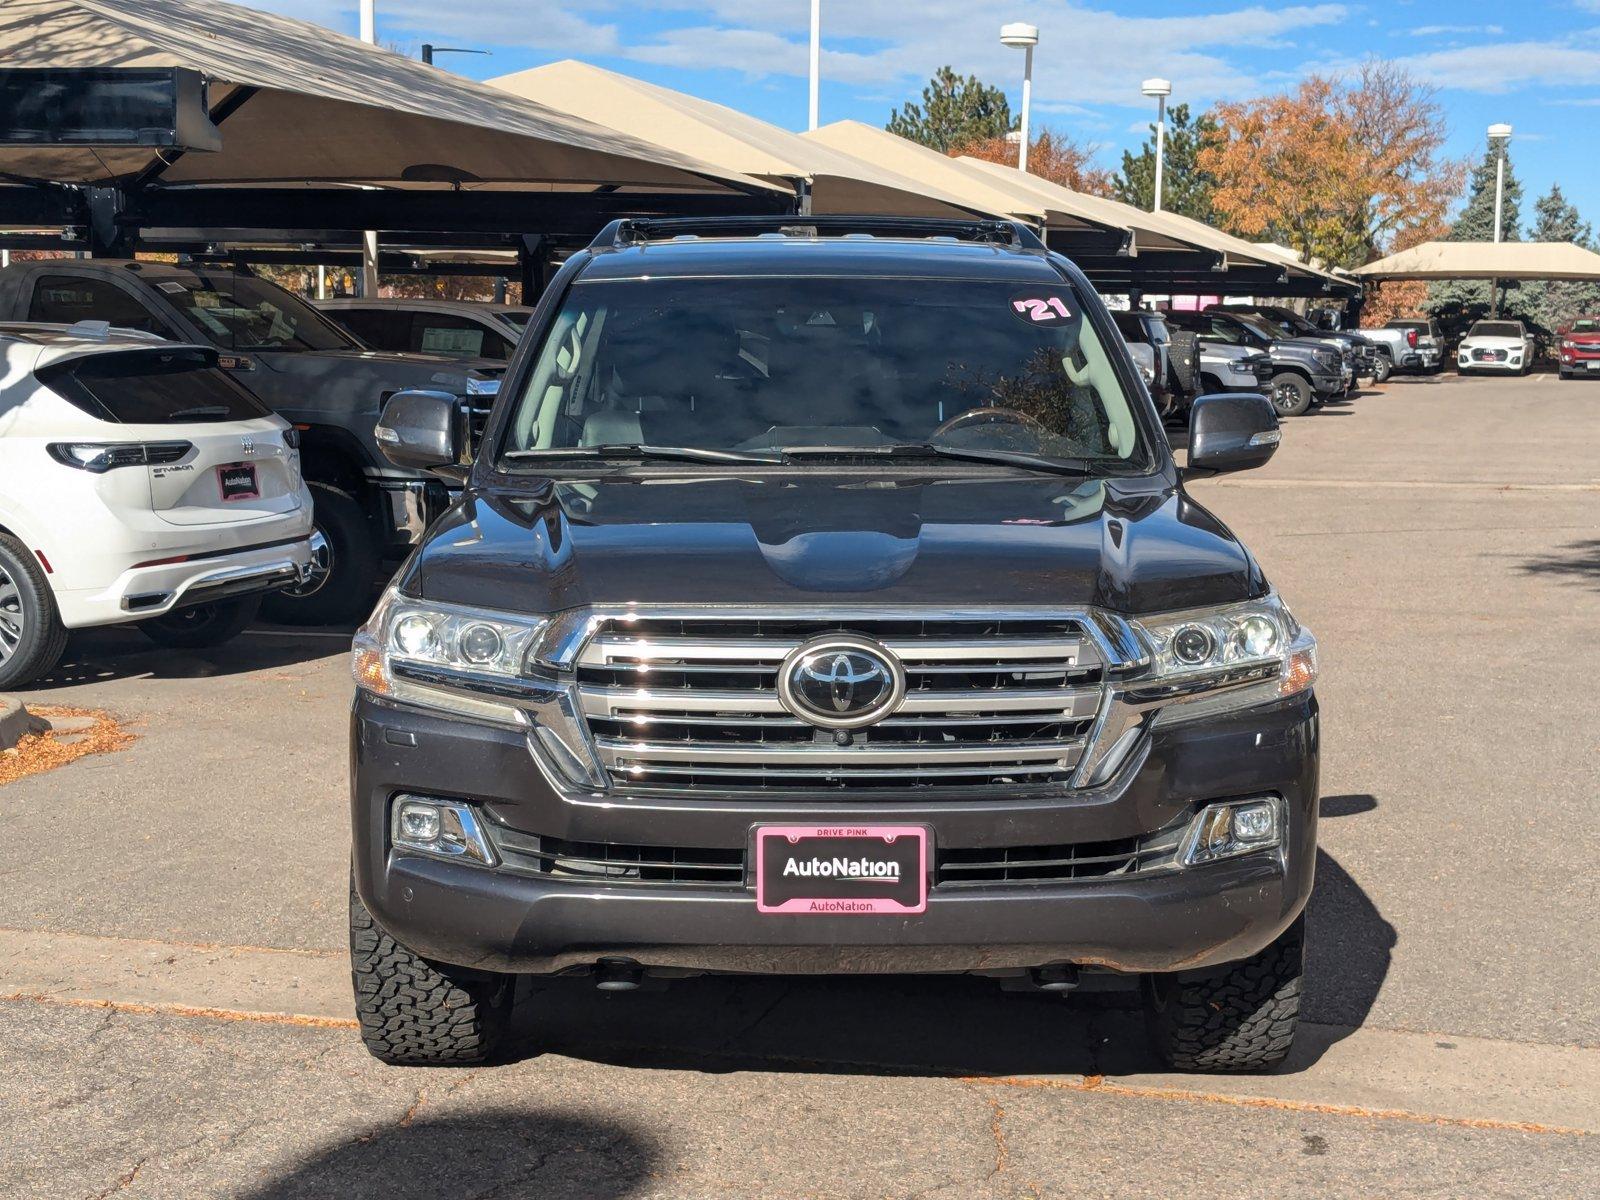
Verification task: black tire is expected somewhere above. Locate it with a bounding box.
[1144,915,1304,1073]
[1371,354,1392,384]
[1268,372,1313,417]
[350,878,513,1066]
[0,533,68,690]
[138,594,260,649]
[261,483,380,626]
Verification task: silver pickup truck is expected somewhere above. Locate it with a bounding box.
[1360,319,1443,376]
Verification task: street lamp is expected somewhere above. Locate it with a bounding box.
[1488,123,1513,243]
[1142,78,1172,212]
[1001,23,1039,174]
[422,45,490,66]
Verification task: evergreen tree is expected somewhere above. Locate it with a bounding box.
[1111,103,1218,222]
[1523,184,1600,331]
[1426,145,1525,334]
[887,67,1012,153]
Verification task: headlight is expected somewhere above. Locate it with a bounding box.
[1561,340,1575,351]
[1131,593,1318,721]
[352,587,549,726]
[1314,349,1339,369]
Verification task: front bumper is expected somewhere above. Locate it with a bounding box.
[1310,369,1345,396]
[351,689,1319,978]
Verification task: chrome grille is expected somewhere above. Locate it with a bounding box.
[576,615,1105,793]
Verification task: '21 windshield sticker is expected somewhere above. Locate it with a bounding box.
[1010,292,1075,327]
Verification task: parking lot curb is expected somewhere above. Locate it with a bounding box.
[0,697,48,750]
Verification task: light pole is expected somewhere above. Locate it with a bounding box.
[422,45,490,67]
[358,1,378,298]
[1488,122,1512,318]
[808,0,821,131]
[1001,23,1039,173]
[1488,123,1512,243]
[1142,78,1172,212]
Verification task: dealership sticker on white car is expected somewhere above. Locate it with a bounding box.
[755,826,928,914]
[217,462,260,501]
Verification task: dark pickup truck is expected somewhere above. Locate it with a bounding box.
[347,217,1319,1074]
[1166,309,1344,416]
[0,261,501,622]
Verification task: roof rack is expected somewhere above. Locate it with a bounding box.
[590,215,1048,253]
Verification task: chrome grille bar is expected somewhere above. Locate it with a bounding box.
[571,611,1109,794]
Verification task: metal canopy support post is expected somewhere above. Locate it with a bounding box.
[518,235,547,302]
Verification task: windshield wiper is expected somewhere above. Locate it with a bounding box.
[166,405,233,420]
[502,444,787,465]
[781,443,1095,475]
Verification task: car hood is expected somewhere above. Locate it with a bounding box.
[1273,336,1338,358]
[1562,330,1600,345]
[399,473,1267,617]
[1461,335,1525,350]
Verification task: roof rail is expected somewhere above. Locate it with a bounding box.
[589,215,1047,253]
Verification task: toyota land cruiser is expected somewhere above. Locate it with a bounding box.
[348,217,1319,1074]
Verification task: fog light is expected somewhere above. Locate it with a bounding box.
[1232,801,1277,842]
[390,795,496,866]
[397,800,440,843]
[1181,797,1283,867]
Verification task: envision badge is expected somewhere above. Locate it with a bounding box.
[778,635,906,730]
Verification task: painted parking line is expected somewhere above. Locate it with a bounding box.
[1,926,1595,1135]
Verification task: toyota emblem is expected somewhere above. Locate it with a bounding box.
[778,636,905,730]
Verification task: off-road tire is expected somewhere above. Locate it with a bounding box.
[262,483,380,626]
[0,533,68,690]
[1268,372,1313,417]
[349,879,513,1066]
[138,595,261,649]
[1143,915,1304,1073]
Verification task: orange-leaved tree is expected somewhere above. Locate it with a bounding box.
[1200,62,1464,271]
[953,129,1114,197]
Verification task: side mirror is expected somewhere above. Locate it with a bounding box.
[1183,392,1280,478]
[375,389,464,475]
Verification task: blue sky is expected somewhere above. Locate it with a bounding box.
[250,1,1600,237]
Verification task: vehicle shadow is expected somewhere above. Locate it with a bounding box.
[235,1110,659,1200]
[28,623,355,690]
[505,828,1392,1081]
[1518,538,1600,592]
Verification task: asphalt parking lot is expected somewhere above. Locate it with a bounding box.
[2,372,1597,1198]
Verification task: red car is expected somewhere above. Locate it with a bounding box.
[1558,318,1600,379]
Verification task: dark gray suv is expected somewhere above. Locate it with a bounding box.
[347,217,1320,1074]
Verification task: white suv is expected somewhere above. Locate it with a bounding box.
[0,324,315,688]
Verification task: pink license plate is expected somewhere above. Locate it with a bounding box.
[754,825,928,915]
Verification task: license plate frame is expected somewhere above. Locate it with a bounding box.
[753,825,929,915]
[217,462,260,501]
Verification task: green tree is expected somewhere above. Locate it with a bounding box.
[887,66,1012,152]
[1427,144,1525,331]
[1522,184,1600,332]
[1112,103,1218,222]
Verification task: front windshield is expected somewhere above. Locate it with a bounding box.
[1231,313,1282,343]
[499,276,1148,468]
[162,272,357,352]
[1470,322,1522,338]
[1570,319,1597,334]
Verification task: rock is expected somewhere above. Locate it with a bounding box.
[0,697,50,750]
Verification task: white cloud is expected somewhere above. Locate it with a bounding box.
[239,2,1350,111]
[1406,24,1505,36]
[1395,42,1600,92]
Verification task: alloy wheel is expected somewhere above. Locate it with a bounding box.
[0,562,25,665]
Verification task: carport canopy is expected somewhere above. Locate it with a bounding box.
[1353,241,1600,281]
[0,0,774,195]
[802,121,1132,254]
[489,61,992,220]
